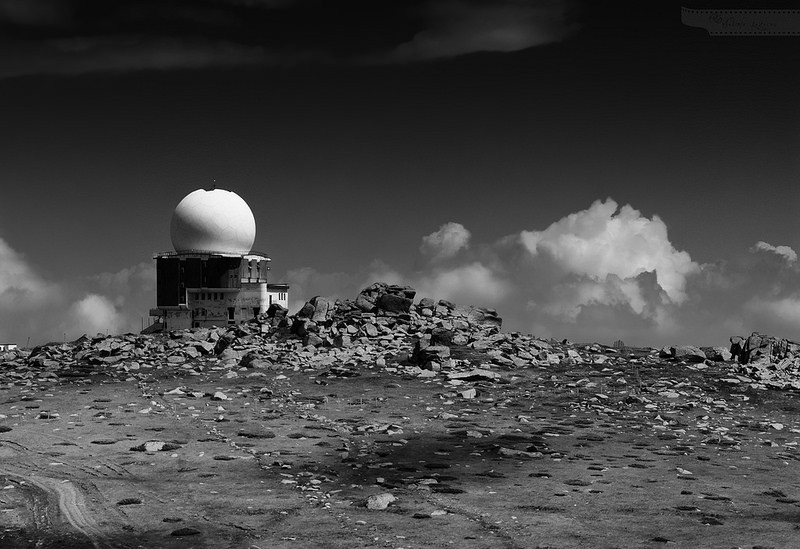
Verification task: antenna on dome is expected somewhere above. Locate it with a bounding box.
[209,179,216,191]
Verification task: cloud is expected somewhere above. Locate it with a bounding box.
[391,0,578,61]
[520,198,699,304]
[751,241,797,263]
[68,294,125,337]
[0,236,155,345]
[0,0,579,77]
[420,222,471,261]
[0,237,60,310]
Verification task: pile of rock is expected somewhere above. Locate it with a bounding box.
[726,332,800,389]
[5,283,800,394]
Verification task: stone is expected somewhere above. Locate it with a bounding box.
[739,332,790,364]
[309,296,335,323]
[363,323,379,338]
[705,347,732,362]
[266,303,287,318]
[466,307,502,331]
[355,294,376,312]
[418,345,450,365]
[378,293,413,313]
[334,334,352,348]
[303,333,325,347]
[671,346,706,363]
[431,328,454,346]
[296,302,316,319]
[366,493,396,510]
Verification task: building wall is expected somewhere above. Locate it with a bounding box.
[152,252,288,332]
[267,289,289,309]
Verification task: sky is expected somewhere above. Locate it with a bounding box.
[1,0,799,347]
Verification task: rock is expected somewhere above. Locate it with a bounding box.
[431,328,454,346]
[705,347,732,362]
[303,333,325,347]
[447,369,499,381]
[130,441,182,452]
[296,302,316,319]
[739,332,790,364]
[117,498,142,506]
[466,307,502,331]
[334,334,352,348]
[266,303,287,318]
[355,293,377,312]
[309,296,335,323]
[377,293,413,313]
[418,345,450,365]
[363,323,379,338]
[671,346,706,363]
[366,493,396,510]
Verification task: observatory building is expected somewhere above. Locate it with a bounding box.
[148,188,289,332]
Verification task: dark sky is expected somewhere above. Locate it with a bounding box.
[1,0,799,345]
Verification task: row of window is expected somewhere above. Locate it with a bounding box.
[191,291,286,301]
[192,292,223,301]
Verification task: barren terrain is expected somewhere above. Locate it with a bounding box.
[2,338,800,549]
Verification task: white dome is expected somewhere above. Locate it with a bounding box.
[170,188,256,254]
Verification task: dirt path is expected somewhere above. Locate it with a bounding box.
[0,457,127,548]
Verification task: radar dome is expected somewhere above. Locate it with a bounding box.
[170,188,256,255]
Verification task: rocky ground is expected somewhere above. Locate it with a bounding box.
[1,283,800,549]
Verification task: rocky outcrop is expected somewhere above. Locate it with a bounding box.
[730,332,793,365]
[354,282,416,313]
[8,284,800,393]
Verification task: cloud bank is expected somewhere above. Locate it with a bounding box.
[287,200,800,347]
[6,199,800,349]
[0,0,578,77]
[0,235,154,345]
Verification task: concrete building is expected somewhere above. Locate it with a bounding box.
[148,187,289,331]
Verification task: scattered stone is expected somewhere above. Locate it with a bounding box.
[117,498,142,506]
[366,493,396,510]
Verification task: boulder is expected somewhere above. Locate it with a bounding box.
[740,332,790,364]
[377,293,413,313]
[431,328,454,346]
[309,296,335,323]
[671,345,706,363]
[303,333,325,347]
[266,303,287,319]
[296,302,316,319]
[705,347,732,362]
[466,307,502,331]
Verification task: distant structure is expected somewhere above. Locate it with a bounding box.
[147,188,289,332]
[0,343,17,352]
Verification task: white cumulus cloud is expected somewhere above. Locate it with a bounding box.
[751,241,797,263]
[68,294,125,337]
[420,222,471,261]
[520,198,698,304]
